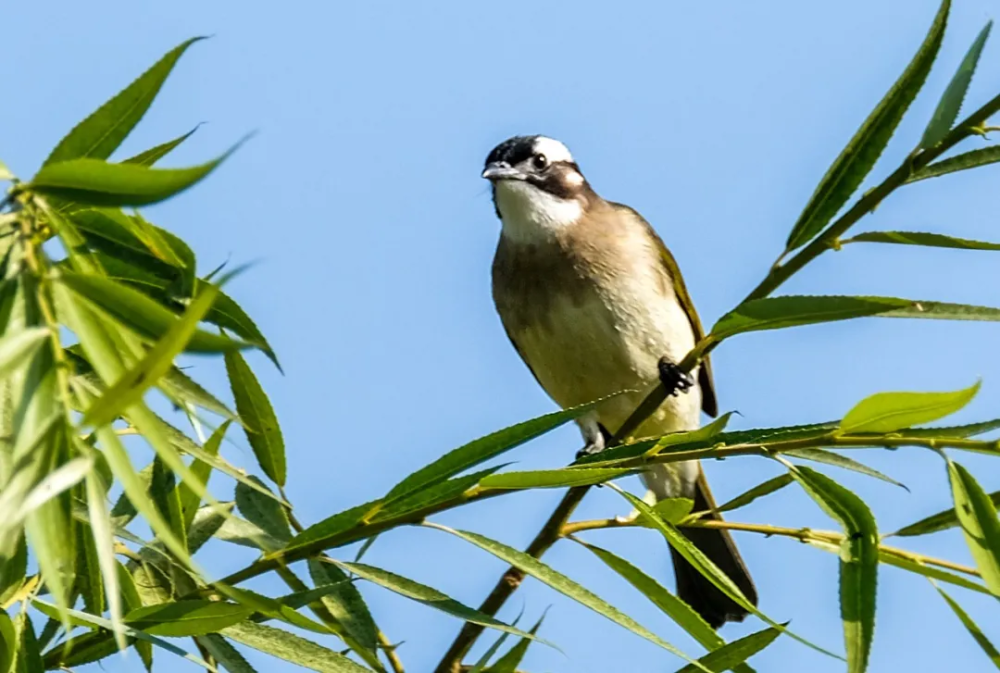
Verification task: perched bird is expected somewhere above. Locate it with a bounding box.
[485,135,756,628]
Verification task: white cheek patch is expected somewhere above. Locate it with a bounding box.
[563,169,584,187]
[532,137,574,164]
[495,181,583,243]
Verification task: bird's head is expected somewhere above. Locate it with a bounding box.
[483,135,594,241]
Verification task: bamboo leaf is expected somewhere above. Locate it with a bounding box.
[949,460,1000,595]
[673,627,782,673]
[43,38,204,166]
[908,145,1000,182]
[58,271,248,353]
[226,351,285,486]
[479,467,634,490]
[785,0,950,249]
[934,585,1000,668]
[427,525,707,668]
[921,22,993,148]
[893,490,1000,537]
[844,230,1000,251]
[221,621,372,672]
[30,140,244,207]
[125,600,253,637]
[787,465,878,673]
[840,383,979,434]
[123,125,203,166]
[83,282,221,427]
[785,449,907,490]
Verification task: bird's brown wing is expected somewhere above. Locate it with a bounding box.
[611,203,718,418]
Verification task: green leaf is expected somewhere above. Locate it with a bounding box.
[371,467,503,522]
[187,502,235,554]
[784,449,907,489]
[844,230,1000,251]
[221,621,372,672]
[125,600,253,637]
[898,417,1000,438]
[161,366,238,420]
[908,145,1000,183]
[949,460,1000,595]
[381,399,604,508]
[921,21,993,148]
[307,559,379,657]
[225,351,285,486]
[785,0,950,249]
[577,541,727,655]
[0,611,13,673]
[485,611,547,673]
[0,537,26,606]
[840,382,979,434]
[58,271,248,353]
[117,561,153,669]
[179,421,229,532]
[712,295,911,340]
[214,512,283,552]
[82,282,221,427]
[208,287,280,370]
[236,477,291,543]
[30,140,244,207]
[787,465,878,673]
[0,328,49,378]
[673,627,782,673]
[479,467,634,490]
[934,585,1000,668]
[715,475,794,514]
[124,125,203,166]
[14,611,44,673]
[643,413,735,456]
[649,498,695,525]
[329,560,548,646]
[196,634,259,673]
[427,525,705,668]
[43,38,204,166]
[893,490,1000,537]
[149,455,187,554]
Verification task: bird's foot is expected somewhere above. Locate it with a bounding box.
[575,423,614,460]
[658,357,694,397]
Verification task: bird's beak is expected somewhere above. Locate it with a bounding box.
[482,162,525,181]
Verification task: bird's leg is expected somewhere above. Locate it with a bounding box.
[575,419,614,460]
[658,356,694,397]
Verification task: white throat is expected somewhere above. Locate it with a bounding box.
[495,181,582,244]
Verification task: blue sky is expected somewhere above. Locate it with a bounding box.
[5,1,1000,671]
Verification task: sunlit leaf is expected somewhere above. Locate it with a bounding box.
[785,0,950,249]
[788,465,878,673]
[479,467,634,490]
[125,600,252,637]
[197,634,259,673]
[43,38,205,166]
[221,621,372,672]
[840,383,979,434]
[226,351,285,486]
[371,467,503,522]
[949,460,1000,595]
[124,124,203,166]
[921,21,993,148]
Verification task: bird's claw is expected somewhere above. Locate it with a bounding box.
[658,357,694,397]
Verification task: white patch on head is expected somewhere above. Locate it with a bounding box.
[532,137,574,164]
[495,180,582,244]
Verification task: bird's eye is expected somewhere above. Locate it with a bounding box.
[532,153,549,170]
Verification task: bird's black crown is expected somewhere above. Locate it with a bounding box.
[484,135,541,168]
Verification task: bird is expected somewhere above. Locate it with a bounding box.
[484,134,757,628]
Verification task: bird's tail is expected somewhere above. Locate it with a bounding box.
[670,470,757,629]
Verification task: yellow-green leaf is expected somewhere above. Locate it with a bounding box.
[226,351,285,486]
[949,460,1000,595]
[840,383,979,434]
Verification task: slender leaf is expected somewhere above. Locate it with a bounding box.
[0,611,13,673]
[15,611,44,673]
[949,460,1000,595]
[845,230,1000,251]
[893,490,1000,537]
[43,38,204,166]
[785,0,950,249]
[646,413,735,455]
[124,124,203,166]
[908,145,1000,182]
[673,627,782,673]
[788,465,878,673]
[899,417,1000,438]
[371,466,504,522]
[58,271,248,353]
[30,140,244,207]
[226,350,285,486]
[840,382,979,434]
[715,475,794,514]
[197,633,259,673]
[427,525,707,668]
[221,621,371,673]
[935,585,1000,668]
[921,21,993,148]
[0,328,49,378]
[179,421,230,531]
[126,600,253,637]
[236,477,291,543]
[208,287,280,370]
[713,295,910,340]
[479,467,634,490]
[307,559,379,657]
[785,449,907,489]
[85,467,125,649]
[486,611,547,673]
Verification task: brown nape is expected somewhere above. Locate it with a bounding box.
[671,473,758,628]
